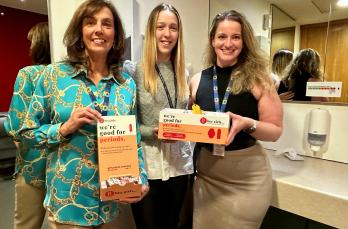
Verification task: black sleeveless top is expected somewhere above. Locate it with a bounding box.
[292,72,311,101]
[277,81,288,94]
[196,65,258,151]
[277,73,311,101]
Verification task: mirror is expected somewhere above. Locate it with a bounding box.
[210,0,348,104]
[0,0,48,112]
[0,1,48,228]
[270,0,348,103]
[270,5,296,58]
[324,2,348,103]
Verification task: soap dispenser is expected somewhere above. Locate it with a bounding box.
[307,108,330,152]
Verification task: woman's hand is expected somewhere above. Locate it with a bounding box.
[225,112,254,145]
[153,127,159,138]
[59,107,102,137]
[14,141,20,149]
[279,91,294,101]
[154,126,177,143]
[116,184,150,204]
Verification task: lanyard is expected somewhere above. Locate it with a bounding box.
[83,79,112,116]
[213,66,233,112]
[155,63,177,108]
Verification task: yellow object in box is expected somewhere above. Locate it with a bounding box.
[158,108,230,144]
[97,115,142,201]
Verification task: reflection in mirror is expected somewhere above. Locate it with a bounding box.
[270,0,348,103]
[0,1,48,228]
[0,0,48,111]
[270,5,296,58]
[325,2,348,103]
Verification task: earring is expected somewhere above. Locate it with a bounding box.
[80,40,85,49]
[112,41,115,49]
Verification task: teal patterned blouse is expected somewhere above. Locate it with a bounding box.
[5,65,47,188]
[20,62,148,226]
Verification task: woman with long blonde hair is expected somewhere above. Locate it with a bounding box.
[131,3,193,229]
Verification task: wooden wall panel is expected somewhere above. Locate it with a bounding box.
[271,27,295,59]
[300,22,327,64]
[300,20,348,103]
[325,19,348,103]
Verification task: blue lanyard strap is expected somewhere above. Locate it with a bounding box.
[83,80,112,116]
[213,66,233,112]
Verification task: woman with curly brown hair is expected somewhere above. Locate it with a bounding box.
[18,0,148,227]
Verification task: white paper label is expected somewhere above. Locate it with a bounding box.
[306,81,342,97]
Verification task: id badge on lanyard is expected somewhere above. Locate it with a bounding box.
[212,66,233,157]
[212,144,226,157]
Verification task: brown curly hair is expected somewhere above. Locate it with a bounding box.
[27,22,51,65]
[63,0,125,82]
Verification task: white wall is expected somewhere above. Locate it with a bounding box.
[47,0,348,164]
[112,0,141,61]
[48,0,275,73]
[134,0,209,74]
[48,0,82,62]
[261,102,348,164]
[48,0,209,74]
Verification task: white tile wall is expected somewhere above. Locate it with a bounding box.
[261,102,348,163]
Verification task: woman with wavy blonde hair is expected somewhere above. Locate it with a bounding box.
[190,10,283,228]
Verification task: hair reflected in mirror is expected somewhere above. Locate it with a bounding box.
[279,48,328,102]
[27,22,51,65]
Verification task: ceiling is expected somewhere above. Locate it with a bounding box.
[0,0,347,24]
[0,0,47,15]
[269,0,348,25]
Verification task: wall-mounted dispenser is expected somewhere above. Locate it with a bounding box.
[307,108,330,153]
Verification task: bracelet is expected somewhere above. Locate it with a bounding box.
[243,119,257,134]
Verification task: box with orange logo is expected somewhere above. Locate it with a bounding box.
[158,108,230,144]
[97,115,142,201]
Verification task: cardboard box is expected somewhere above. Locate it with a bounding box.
[97,115,141,201]
[158,108,230,144]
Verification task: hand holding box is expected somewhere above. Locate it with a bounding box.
[158,108,230,144]
[97,115,142,201]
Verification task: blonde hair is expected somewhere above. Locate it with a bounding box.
[205,10,273,94]
[142,3,187,100]
[285,48,323,89]
[272,49,293,77]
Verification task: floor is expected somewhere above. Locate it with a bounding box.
[0,160,46,229]
[0,177,16,229]
[0,160,136,229]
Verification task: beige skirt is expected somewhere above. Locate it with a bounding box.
[193,143,272,229]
